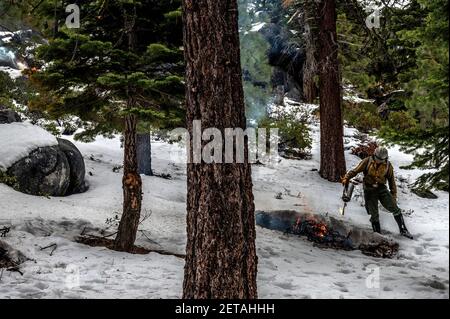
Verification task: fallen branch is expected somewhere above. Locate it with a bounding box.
[7,266,23,276]
[40,243,57,256]
[0,226,10,238]
[147,248,185,259]
[153,172,172,180]
[75,235,185,259]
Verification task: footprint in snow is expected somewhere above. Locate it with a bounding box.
[274,281,295,290]
[420,279,447,291]
[338,268,353,274]
[414,246,426,255]
[34,282,49,290]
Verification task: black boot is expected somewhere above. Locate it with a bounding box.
[394,214,413,239]
[371,221,381,234]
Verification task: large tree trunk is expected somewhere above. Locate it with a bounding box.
[114,113,142,252]
[137,133,153,176]
[317,0,346,182]
[114,4,142,252]
[182,0,258,299]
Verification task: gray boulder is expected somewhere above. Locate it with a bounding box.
[7,146,71,196]
[3,136,88,197]
[57,138,88,194]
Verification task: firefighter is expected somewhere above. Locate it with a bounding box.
[342,146,413,239]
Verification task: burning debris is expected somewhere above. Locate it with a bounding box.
[256,211,400,259]
[288,217,354,251]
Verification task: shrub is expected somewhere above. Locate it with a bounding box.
[343,101,381,132]
[384,111,418,132]
[258,115,312,160]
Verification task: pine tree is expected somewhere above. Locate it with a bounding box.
[381,0,449,191]
[336,0,427,97]
[182,0,258,299]
[29,0,184,251]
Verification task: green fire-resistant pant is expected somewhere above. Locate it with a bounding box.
[364,184,402,223]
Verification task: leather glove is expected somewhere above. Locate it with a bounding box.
[341,176,349,186]
[391,193,397,203]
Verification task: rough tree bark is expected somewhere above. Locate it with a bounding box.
[114,113,142,252]
[182,0,258,299]
[317,0,346,182]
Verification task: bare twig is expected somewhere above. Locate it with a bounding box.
[101,231,118,239]
[138,230,161,246]
[139,209,152,225]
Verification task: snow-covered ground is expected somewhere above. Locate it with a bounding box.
[0,111,448,299]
